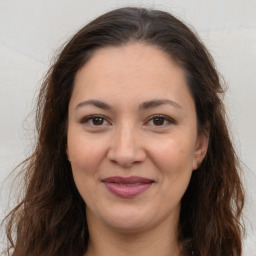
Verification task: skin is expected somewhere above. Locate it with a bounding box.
[67,42,209,256]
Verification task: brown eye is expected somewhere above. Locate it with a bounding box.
[152,117,165,126]
[81,115,110,127]
[92,117,104,125]
[146,114,175,127]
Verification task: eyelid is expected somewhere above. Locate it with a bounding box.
[145,114,176,126]
[81,114,111,126]
[80,114,176,128]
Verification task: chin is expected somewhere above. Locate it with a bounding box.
[98,206,155,232]
[106,219,152,234]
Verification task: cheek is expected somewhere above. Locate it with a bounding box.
[150,135,195,172]
[153,138,194,202]
[150,135,195,193]
[143,136,195,218]
[67,134,108,200]
[68,134,106,173]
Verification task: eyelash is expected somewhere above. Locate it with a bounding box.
[81,114,176,128]
[146,114,176,126]
[81,115,110,127]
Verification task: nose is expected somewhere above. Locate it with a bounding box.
[107,123,146,168]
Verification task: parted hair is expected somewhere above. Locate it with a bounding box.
[3,7,244,256]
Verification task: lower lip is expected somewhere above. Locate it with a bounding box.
[103,182,153,198]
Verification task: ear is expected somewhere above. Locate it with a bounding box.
[193,126,210,170]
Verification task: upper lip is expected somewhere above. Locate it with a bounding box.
[101,176,154,184]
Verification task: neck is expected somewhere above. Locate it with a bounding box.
[85,211,182,256]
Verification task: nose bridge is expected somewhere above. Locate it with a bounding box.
[117,122,136,150]
[107,120,145,167]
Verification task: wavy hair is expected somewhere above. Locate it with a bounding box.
[3,7,244,256]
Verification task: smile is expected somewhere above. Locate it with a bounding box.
[101,176,154,198]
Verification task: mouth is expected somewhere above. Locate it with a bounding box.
[101,176,155,198]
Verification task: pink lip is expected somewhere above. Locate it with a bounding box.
[101,176,154,198]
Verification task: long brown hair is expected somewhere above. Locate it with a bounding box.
[2,7,244,256]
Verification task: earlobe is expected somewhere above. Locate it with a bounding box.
[193,127,210,170]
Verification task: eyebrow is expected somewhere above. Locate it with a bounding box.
[76,99,111,110]
[139,99,182,110]
[75,99,182,110]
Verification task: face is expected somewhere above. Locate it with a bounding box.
[67,43,208,233]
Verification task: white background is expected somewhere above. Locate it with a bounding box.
[0,0,255,254]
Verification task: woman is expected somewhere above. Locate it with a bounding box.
[3,7,244,256]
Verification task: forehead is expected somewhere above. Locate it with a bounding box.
[71,42,194,112]
[75,42,184,84]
